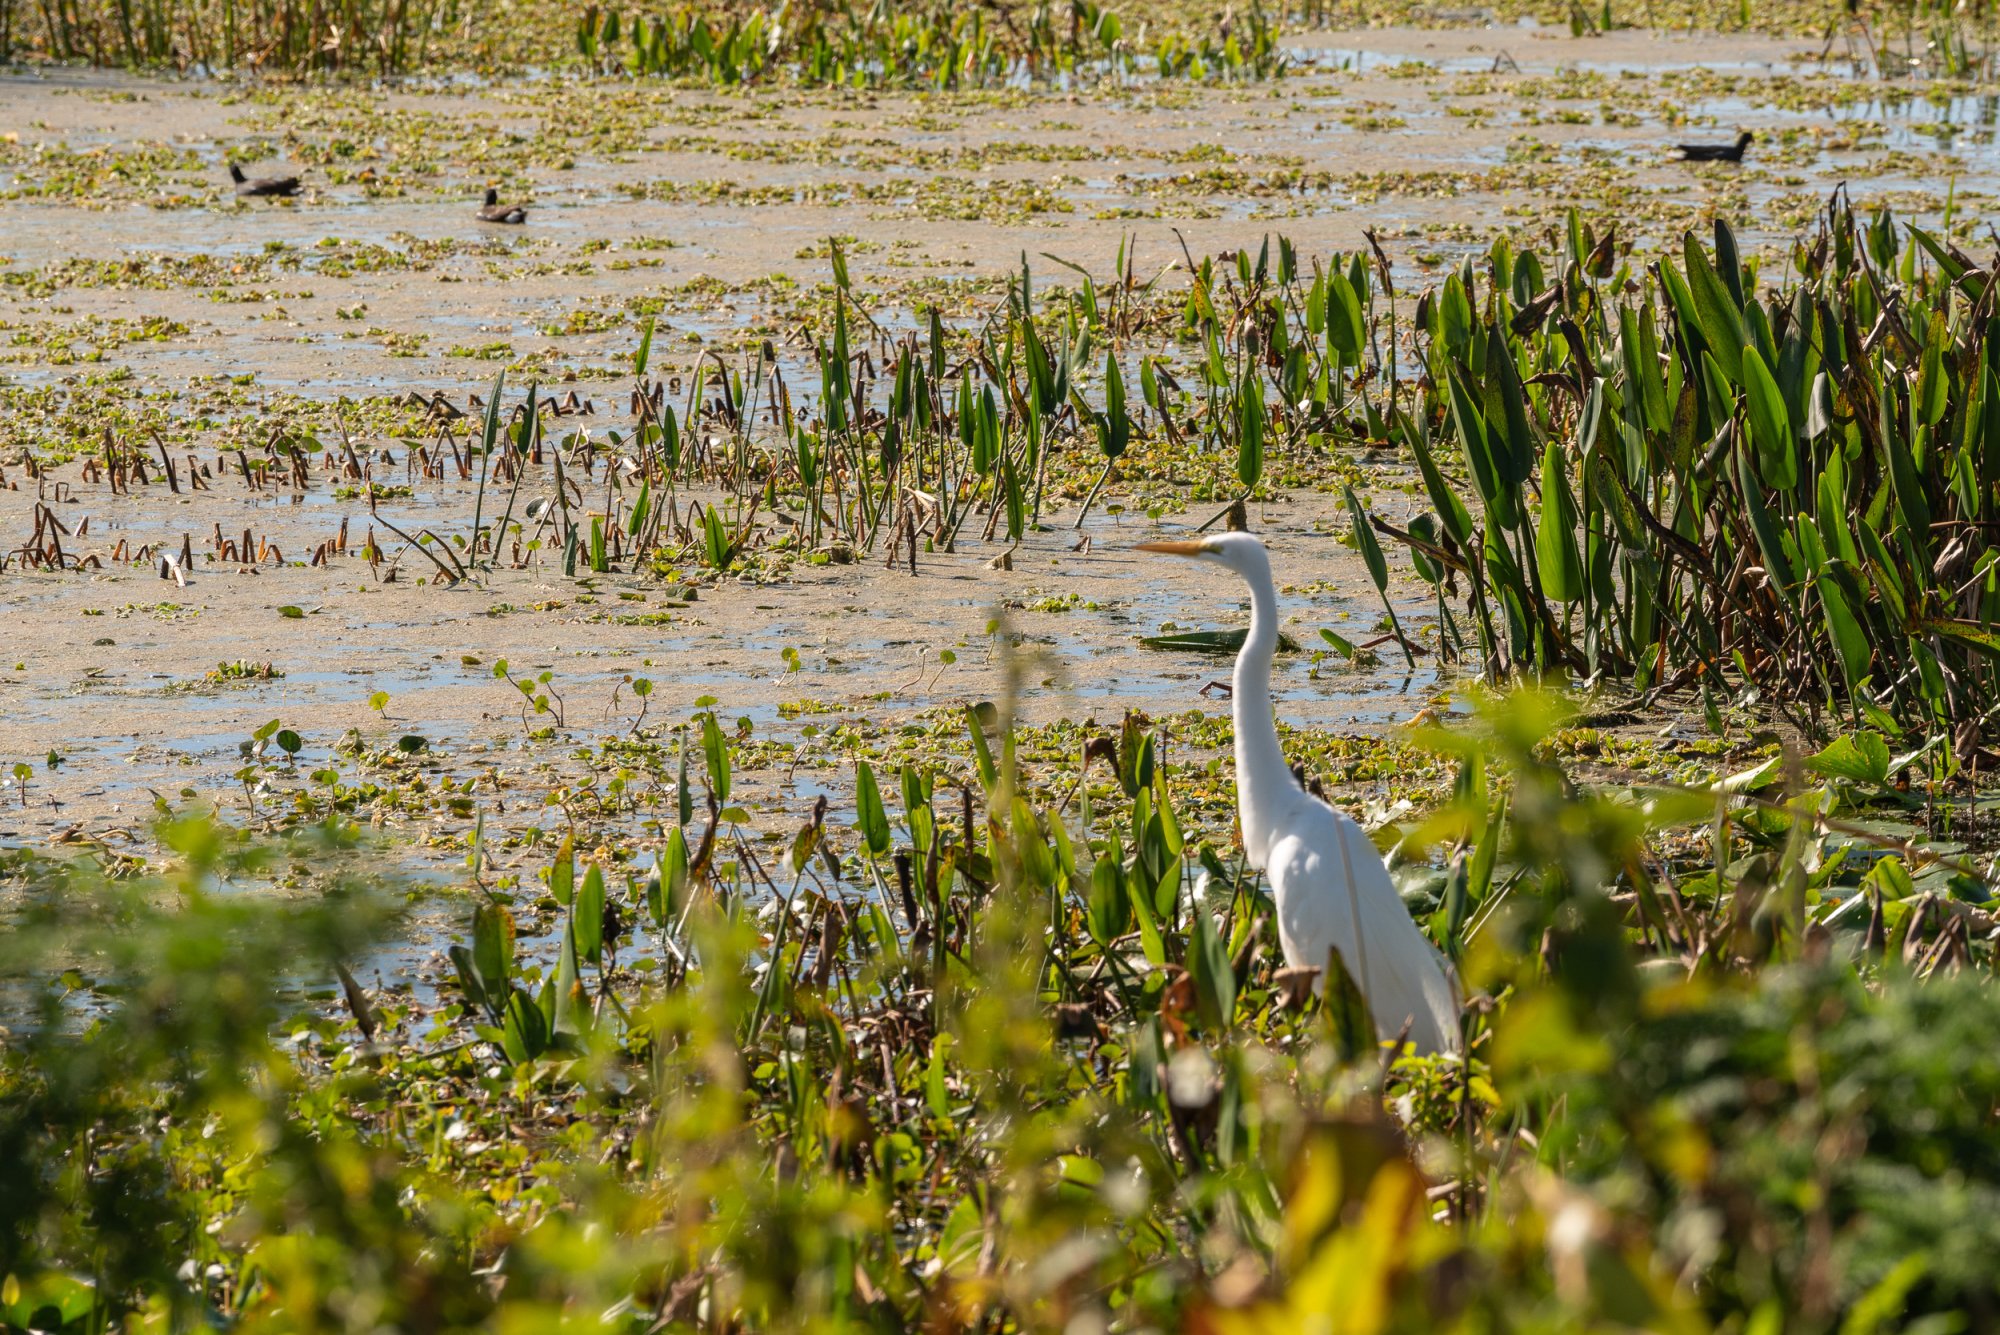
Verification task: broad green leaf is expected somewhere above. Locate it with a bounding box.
[1536,444,1584,602]
[1907,224,1968,283]
[1098,351,1129,459]
[855,760,891,856]
[634,316,655,377]
[702,711,732,806]
[1325,268,1365,361]
[1919,616,2000,661]
[1483,328,1537,490]
[926,1033,955,1120]
[1683,233,1744,385]
[965,705,999,791]
[474,903,513,993]
[1343,486,1390,593]
[550,833,575,906]
[1820,580,1872,693]
[1128,870,1167,965]
[551,920,588,1037]
[1742,343,1796,490]
[1713,217,1746,308]
[502,990,550,1063]
[1807,732,1892,786]
[1734,439,1797,592]
[1154,764,1184,859]
[1237,372,1265,490]
[1917,335,1947,426]
[576,864,605,964]
[480,366,506,455]
[1406,413,1474,545]
[654,826,689,929]
[449,945,488,1013]
[1713,757,1783,793]
[1446,360,1511,526]
[1187,906,1236,1031]
[1086,856,1130,946]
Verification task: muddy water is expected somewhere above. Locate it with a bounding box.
[0,485,1449,833]
[0,480,1464,999]
[0,24,1981,993]
[2,25,1989,401]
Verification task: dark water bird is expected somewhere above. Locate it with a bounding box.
[1677,130,1754,163]
[229,162,300,198]
[477,188,527,224]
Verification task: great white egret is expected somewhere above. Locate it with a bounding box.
[1139,532,1461,1055]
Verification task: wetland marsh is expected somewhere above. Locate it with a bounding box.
[7,3,2000,1330]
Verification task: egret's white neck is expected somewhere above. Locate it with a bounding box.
[1232,561,1292,867]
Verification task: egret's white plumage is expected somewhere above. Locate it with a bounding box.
[1139,531,1461,1055]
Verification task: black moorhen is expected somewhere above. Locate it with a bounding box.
[1677,131,1754,163]
[229,162,301,198]
[476,188,528,224]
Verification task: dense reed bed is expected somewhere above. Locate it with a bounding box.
[7,0,1992,81]
[0,0,1283,79]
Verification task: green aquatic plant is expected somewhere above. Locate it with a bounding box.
[7,693,2000,1329]
[1348,199,2000,749]
[576,0,1286,88]
[9,0,444,73]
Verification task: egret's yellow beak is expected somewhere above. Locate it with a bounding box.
[1136,539,1211,556]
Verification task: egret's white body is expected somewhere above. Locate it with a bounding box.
[1140,532,1461,1055]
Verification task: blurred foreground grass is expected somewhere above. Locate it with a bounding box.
[4,691,1999,1331]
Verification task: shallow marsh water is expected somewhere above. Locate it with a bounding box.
[1,21,1992,988]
